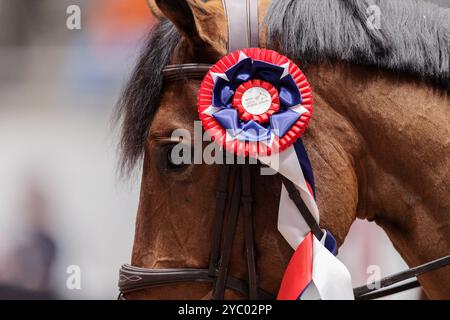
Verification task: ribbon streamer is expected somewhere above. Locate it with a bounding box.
[260,146,354,300]
[197,48,353,300]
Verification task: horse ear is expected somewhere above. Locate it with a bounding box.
[147,0,164,20]
[155,0,227,55]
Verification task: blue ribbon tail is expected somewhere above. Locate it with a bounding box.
[293,139,316,197]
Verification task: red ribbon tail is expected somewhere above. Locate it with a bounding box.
[276,232,313,300]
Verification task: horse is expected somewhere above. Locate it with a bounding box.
[116,0,450,299]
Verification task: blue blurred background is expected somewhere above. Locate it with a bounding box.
[0,0,448,299]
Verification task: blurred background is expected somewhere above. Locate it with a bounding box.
[0,0,448,299]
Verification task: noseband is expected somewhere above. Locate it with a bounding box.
[118,0,450,300]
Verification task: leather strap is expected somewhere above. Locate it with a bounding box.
[280,176,324,240]
[211,166,242,299]
[242,164,258,299]
[162,63,212,82]
[208,164,231,277]
[222,0,260,52]
[353,254,450,299]
[356,280,420,300]
[118,264,273,299]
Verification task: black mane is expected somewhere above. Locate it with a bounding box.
[115,20,180,175]
[116,0,450,174]
[266,0,450,88]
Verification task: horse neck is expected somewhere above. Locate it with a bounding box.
[308,62,450,298]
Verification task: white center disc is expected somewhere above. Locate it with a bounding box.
[241,87,272,115]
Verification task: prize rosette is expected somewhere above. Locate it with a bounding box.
[198,48,313,157]
[197,48,354,300]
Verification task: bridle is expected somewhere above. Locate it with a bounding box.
[119,164,273,300]
[118,0,450,300]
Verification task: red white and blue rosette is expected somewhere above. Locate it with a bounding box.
[197,48,354,300]
[198,48,313,158]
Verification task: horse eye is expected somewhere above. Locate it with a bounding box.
[165,144,188,170]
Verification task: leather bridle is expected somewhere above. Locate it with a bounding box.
[118,0,450,300]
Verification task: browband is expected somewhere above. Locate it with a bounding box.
[162,63,212,82]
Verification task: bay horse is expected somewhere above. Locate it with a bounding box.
[116,0,450,299]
